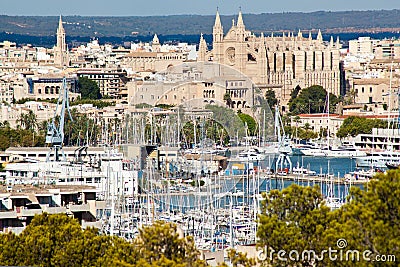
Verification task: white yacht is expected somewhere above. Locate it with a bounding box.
[323,144,367,158]
[299,143,326,157]
[355,150,400,169]
[292,164,317,176]
[236,148,266,161]
[344,168,376,182]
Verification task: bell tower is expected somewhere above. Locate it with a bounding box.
[54,16,69,67]
[212,10,224,62]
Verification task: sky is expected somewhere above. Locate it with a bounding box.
[2,0,400,16]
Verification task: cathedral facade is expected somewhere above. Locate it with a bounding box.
[198,11,341,109]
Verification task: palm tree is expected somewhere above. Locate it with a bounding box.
[17,110,37,131]
[303,122,312,131]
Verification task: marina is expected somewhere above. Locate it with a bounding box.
[0,85,376,251]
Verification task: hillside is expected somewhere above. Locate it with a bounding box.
[1,9,400,38]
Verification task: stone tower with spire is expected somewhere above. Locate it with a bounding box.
[152,34,161,52]
[54,16,69,67]
[198,33,207,61]
[212,10,224,62]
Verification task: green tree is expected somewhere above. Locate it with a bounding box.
[0,214,207,267]
[78,76,102,99]
[256,170,400,267]
[237,111,257,136]
[17,110,37,131]
[343,88,357,105]
[288,85,339,115]
[70,98,115,108]
[63,109,101,146]
[223,92,232,107]
[217,249,255,267]
[257,184,331,267]
[265,89,278,110]
[336,116,388,138]
[322,170,400,267]
[133,220,206,267]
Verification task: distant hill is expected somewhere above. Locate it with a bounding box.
[1,10,400,46]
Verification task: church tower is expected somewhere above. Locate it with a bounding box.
[235,10,247,73]
[54,16,69,67]
[198,33,207,61]
[236,10,245,42]
[152,34,161,52]
[212,10,224,61]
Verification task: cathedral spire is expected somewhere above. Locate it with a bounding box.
[237,9,245,28]
[58,15,65,34]
[298,29,303,38]
[153,34,160,44]
[198,33,207,61]
[317,29,323,42]
[214,10,222,29]
[213,9,223,43]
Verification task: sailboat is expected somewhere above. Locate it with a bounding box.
[324,160,343,210]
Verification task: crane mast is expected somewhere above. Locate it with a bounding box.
[45,77,73,162]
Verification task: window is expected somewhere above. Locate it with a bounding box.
[370,87,372,93]
[362,87,364,93]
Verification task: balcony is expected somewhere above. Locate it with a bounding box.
[69,203,90,212]
[0,211,17,219]
[20,209,42,217]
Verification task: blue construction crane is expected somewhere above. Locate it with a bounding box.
[45,77,73,162]
[274,104,292,173]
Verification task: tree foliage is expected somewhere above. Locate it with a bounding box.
[257,171,400,267]
[70,98,115,108]
[288,85,339,115]
[284,126,319,140]
[336,116,388,138]
[0,214,206,267]
[265,89,278,111]
[205,104,246,140]
[78,77,102,100]
[237,110,257,136]
[0,121,44,150]
[258,184,331,266]
[63,109,101,147]
[17,110,37,131]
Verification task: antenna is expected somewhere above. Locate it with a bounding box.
[45,77,73,162]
